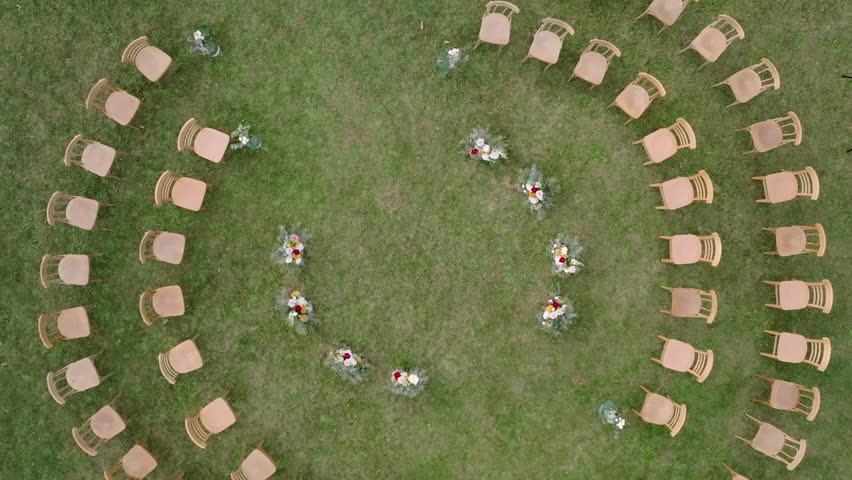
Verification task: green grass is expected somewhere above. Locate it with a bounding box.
[1,1,850,478]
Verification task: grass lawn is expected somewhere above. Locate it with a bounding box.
[1,1,850,478]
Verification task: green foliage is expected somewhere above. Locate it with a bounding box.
[436,47,467,74]
[459,127,508,164]
[539,295,577,334]
[323,346,372,383]
[230,123,262,150]
[273,226,309,267]
[276,290,319,335]
[518,164,558,211]
[551,235,585,275]
[598,400,626,439]
[187,24,221,56]
[389,369,428,397]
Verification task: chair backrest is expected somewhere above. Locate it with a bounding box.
[39,254,76,288]
[804,337,831,371]
[668,118,696,149]
[775,111,802,145]
[806,279,832,312]
[154,171,178,205]
[710,15,745,44]
[666,398,687,436]
[696,289,718,323]
[538,17,575,39]
[699,233,722,266]
[798,224,827,256]
[688,170,714,203]
[138,231,158,263]
[794,167,819,199]
[85,78,119,112]
[121,36,150,63]
[748,58,781,91]
[64,134,92,167]
[688,348,714,382]
[37,305,92,348]
[46,191,75,226]
[635,72,666,99]
[177,118,203,152]
[484,1,519,18]
[587,38,621,61]
[138,288,159,325]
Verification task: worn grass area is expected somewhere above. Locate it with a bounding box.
[1,1,850,478]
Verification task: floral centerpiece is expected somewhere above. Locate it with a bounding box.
[230,123,262,150]
[389,369,428,397]
[273,226,308,267]
[276,290,319,335]
[324,346,371,383]
[598,400,627,438]
[518,165,557,211]
[460,127,508,164]
[540,295,577,334]
[551,235,585,275]
[436,46,467,74]
[187,24,221,57]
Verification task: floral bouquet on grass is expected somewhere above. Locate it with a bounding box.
[540,295,577,334]
[187,24,221,57]
[460,127,508,164]
[277,290,319,335]
[390,369,428,397]
[436,46,468,74]
[518,165,557,211]
[598,400,627,438]
[273,226,309,267]
[551,236,585,275]
[230,123,262,150]
[324,346,371,383]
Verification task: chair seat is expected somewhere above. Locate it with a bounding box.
[66,358,100,391]
[104,90,141,126]
[774,227,806,256]
[153,285,185,317]
[169,340,203,374]
[660,339,695,372]
[659,177,694,210]
[642,128,678,163]
[58,255,90,285]
[750,120,783,152]
[615,84,650,119]
[648,0,684,26]
[573,51,608,85]
[528,30,563,64]
[81,142,116,177]
[691,27,727,62]
[776,332,807,363]
[194,128,230,163]
[670,288,701,316]
[752,423,785,456]
[240,449,277,480]
[770,380,801,410]
[479,13,511,46]
[152,232,186,264]
[778,281,809,310]
[669,235,700,265]
[763,172,798,203]
[200,397,237,434]
[135,45,172,82]
[90,405,126,439]
[121,445,158,478]
[172,177,207,211]
[57,306,91,339]
[66,197,99,230]
[640,392,674,425]
[728,69,762,103]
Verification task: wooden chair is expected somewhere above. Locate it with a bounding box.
[37,305,94,348]
[761,331,831,372]
[721,463,750,480]
[660,233,722,266]
[39,254,95,288]
[139,231,187,264]
[660,286,717,324]
[64,134,118,178]
[568,38,621,86]
[85,78,141,127]
[609,73,666,124]
[522,18,575,69]
[231,446,277,480]
[72,396,126,456]
[158,337,203,384]
[121,36,172,83]
[763,224,826,257]
[651,335,714,382]
[735,414,807,470]
[753,167,819,203]
[139,285,185,326]
[154,170,208,211]
[754,375,821,421]
[714,58,780,108]
[46,351,110,404]
[475,1,520,52]
[635,118,696,165]
[46,191,110,231]
[635,0,699,33]
[177,117,230,164]
[736,111,802,154]
[632,385,687,436]
[764,279,833,313]
[185,395,238,448]
[650,170,713,210]
[681,15,744,68]
[104,442,167,479]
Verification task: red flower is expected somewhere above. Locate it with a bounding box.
[393,371,402,379]
[558,257,566,263]
[531,187,539,193]
[343,353,351,360]
[551,301,561,308]
[293,249,300,255]
[294,305,302,313]
[470,148,478,155]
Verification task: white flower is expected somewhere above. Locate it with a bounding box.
[535,190,544,200]
[559,247,568,256]
[285,247,294,255]
[481,153,490,160]
[239,135,249,145]
[475,138,485,147]
[448,48,460,57]
[287,298,297,308]
[295,258,302,265]
[524,183,533,192]
[534,182,542,188]
[193,30,203,41]
[284,257,293,264]
[529,196,540,205]
[409,374,420,385]
[567,265,578,274]
[569,258,579,265]
[288,311,297,318]
[294,242,304,250]
[482,144,491,153]
[616,418,626,429]
[555,307,565,316]
[343,357,357,367]
[488,150,500,160]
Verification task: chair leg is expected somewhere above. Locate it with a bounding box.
[697,61,710,70]
[544,63,553,71]
[678,45,690,54]
[725,101,739,109]
[624,117,634,125]
[643,160,655,166]
[658,24,670,34]
[521,55,529,64]
[474,40,480,50]
[711,80,727,88]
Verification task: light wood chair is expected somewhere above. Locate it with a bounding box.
[85,78,141,127]
[635,117,696,165]
[46,351,110,404]
[104,442,167,479]
[753,167,819,203]
[39,254,96,288]
[764,279,833,313]
[231,446,277,480]
[650,170,713,210]
[660,233,722,266]
[139,285,185,326]
[754,375,821,421]
[763,224,826,257]
[154,170,208,211]
[568,38,621,86]
[37,305,94,348]
[177,118,230,164]
[632,385,687,436]
[735,414,807,470]
[721,463,750,480]
[609,73,666,124]
[185,395,238,448]
[72,396,126,456]
[522,18,575,69]
[46,191,110,231]
[761,330,831,372]
[651,335,714,382]
[681,15,744,68]
[736,111,802,154]
[635,0,699,33]
[714,58,780,108]
[121,36,172,83]
[139,231,187,264]
[475,1,520,51]
[158,336,203,384]
[64,134,118,178]
[660,286,717,324]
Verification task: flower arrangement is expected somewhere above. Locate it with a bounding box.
[540,295,577,334]
[389,369,428,397]
[551,236,585,275]
[187,25,221,57]
[273,226,308,267]
[324,346,371,383]
[460,127,508,164]
[276,290,319,335]
[598,400,627,438]
[518,165,557,211]
[230,123,262,150]
[436,47,467,74]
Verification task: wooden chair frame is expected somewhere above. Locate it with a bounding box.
[185,392,237,449]
[85,78,141,128]
[753,374,821,421]
[138,286,183,326]
[681,15,745,68]
[104,441,169,480]
[154,170,178,206]
[474,1,520,51]
[37,304,96,348]
[763,279,833,313]
[714,58,780,108]
[762,223,826,256]
[231,444,277,480]
[637,118,696,166]
[753,167,819,202]
[659,286,717,323]
[721,462,747,479]
[660,233,722,266]
[632,385,686,436]
[760,330,831,371]
[158,334,200,384]
[649,170,713,209]
[46,350,110,404]
[735,414,807,470]
[635,0,699,33]
[737,111,802,154]
[177,118,203,152]
[138,230,186,264]
[522,18,575,69]
[120,36,150,63]
[63,134,121,178]
[46,191,110,230]
[39,254,98,288]
[608,73,666,124]
[72,394,124,456]
[567,38,621,84]
[651,335,714,382]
